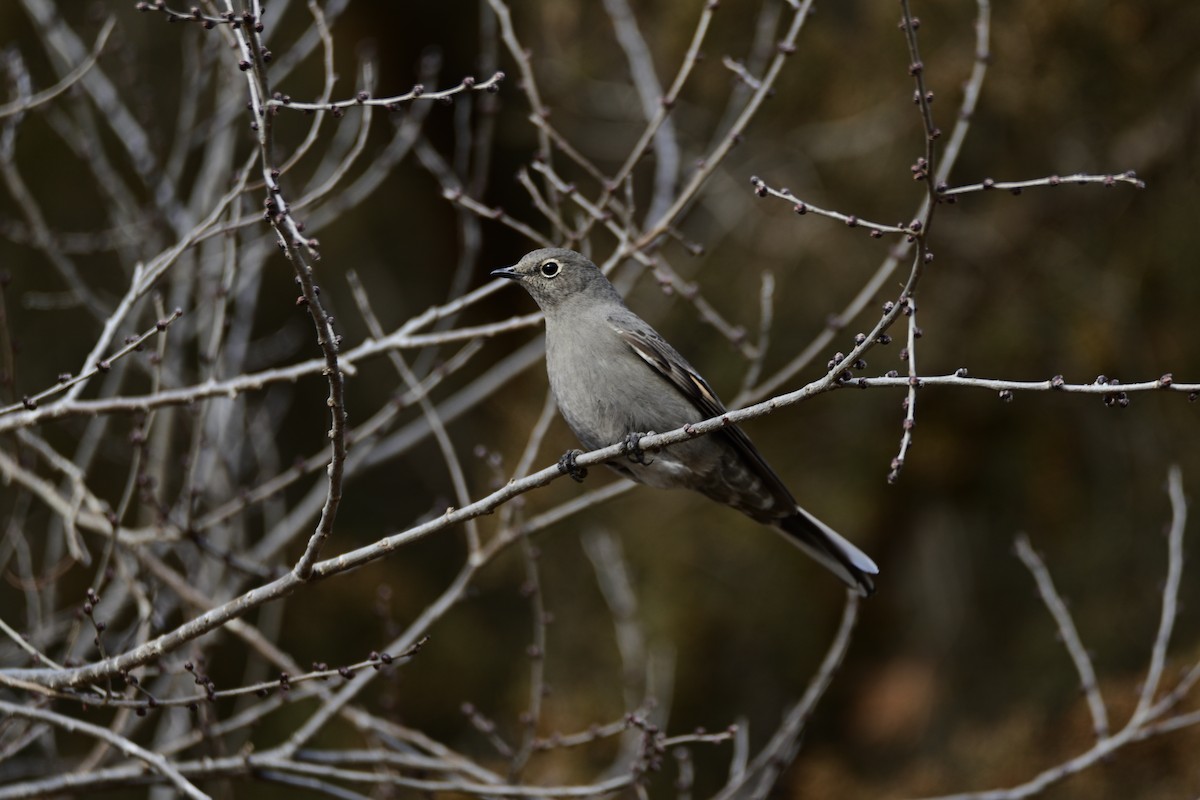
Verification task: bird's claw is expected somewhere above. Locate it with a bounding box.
[623,432,652,465]
[558,449,588,482]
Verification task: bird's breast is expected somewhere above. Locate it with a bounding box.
[545,323,690,450]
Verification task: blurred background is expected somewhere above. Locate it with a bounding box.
[1,0,1198,797]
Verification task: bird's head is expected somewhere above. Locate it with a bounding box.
[491,248,619,313]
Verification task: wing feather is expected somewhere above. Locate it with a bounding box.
[612,321,797,507]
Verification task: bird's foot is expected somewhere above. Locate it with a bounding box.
[623,432,653,465]
[557,449,588,482]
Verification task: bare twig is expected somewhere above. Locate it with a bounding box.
[913,468,1195,800]
[265,71,505,112]
[1014,535,1109,738]
[0,699,208,799]
[0,18,114,119]
[940,171,1145,196]
[749,0,995,402]
[715,591,861,800]
[1132,464,1187,723]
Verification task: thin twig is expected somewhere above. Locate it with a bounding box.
[939,171,1144,196]
[0,700,208,799]
[0,18,114,119]
[1014,535,1109,738]
[1132,464,1187,723]
[715,591,860,800]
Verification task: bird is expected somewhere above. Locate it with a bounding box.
[491,247,878,595]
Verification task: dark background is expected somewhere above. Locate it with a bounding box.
[1,0,1198,797]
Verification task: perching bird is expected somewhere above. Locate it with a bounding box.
[492,248,879,595]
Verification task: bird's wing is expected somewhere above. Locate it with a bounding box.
[614,318,877,595]
[611,320,797,507]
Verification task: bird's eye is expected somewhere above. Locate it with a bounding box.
[539,260,561,278]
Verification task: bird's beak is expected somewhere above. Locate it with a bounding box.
[490,266,522,281]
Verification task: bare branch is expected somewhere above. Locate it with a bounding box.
[0,699,208,799]
[0,17,114,119]
[1014,535,1109,739]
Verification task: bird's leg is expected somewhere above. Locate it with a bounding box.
[622,432,653,465]
[557,449,588,482]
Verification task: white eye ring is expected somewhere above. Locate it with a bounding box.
[539,259,561,278]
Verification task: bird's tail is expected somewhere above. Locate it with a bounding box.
[776,508,879,596]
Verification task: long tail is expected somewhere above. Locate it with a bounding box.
[776,507,879,596]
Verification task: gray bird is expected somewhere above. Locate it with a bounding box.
[492,248,878,595]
